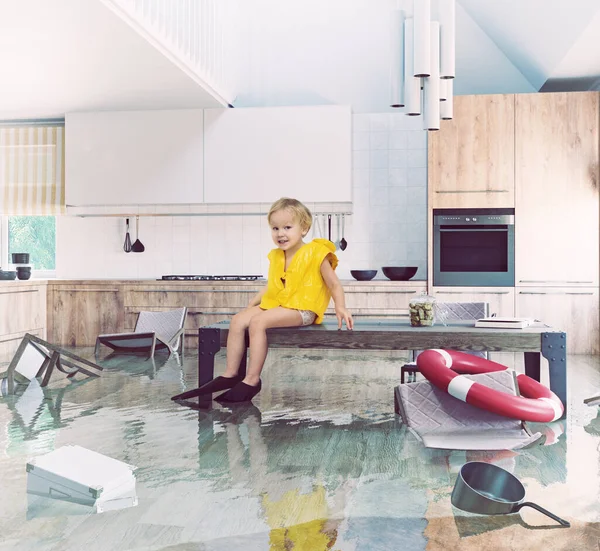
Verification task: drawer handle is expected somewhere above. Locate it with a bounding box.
[347,290,418,294]
[519,280,594,284]
[58,289,119,292]
[519,291,594,296]
[136,289,257,293]
[435,190,509,194]
[187,311,238,316]
[435,291,510,295]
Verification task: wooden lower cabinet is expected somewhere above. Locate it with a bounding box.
[430,287,515,318]
[332,283,427,320]
[124,283,264,351]
[47,284,124,346]
[0,282,47,364]
[516,287,599,355]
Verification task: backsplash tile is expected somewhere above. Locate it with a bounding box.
[56,112,428,282]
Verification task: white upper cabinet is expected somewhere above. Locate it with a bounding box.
[66,110,204,206]
[203,105,352,203]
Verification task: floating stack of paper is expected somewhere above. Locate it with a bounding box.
[474,317,534,329]
[26,445,137,513]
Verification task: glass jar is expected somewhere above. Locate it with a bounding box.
[409,293,436,327]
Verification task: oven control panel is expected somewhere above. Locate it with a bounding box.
[433,214,514,226]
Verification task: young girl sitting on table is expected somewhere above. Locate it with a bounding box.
[196,197,354,403]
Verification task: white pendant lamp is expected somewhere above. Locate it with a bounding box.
[413,0,431,77]
[404,18,422,116]
[441,79,454,120]
[389,0,456,128]
[390,9,406,108]
[439,78,448,102]
[423,21,440,130]
[439,0,456,79]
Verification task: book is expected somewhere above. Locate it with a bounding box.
[474,317,533,329]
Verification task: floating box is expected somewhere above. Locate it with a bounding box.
[26,445,137,512]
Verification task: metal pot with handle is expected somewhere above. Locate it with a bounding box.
[451,462,570,527]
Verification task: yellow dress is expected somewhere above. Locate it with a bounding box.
[260,239,338,324]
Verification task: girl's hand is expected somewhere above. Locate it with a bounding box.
[335,307,354,330]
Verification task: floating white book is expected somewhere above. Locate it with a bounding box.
[475,317,533,329]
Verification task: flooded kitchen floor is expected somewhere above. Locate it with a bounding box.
[0,348,599,551]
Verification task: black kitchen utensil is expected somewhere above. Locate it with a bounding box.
[340,214,347,251]
[131,216,145,253]
[451,462,570,527]
[123,218,132,253]
[328,214,332,242]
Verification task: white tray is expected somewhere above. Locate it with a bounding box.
[27,445,136,505]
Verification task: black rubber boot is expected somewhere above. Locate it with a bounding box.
[215,380,262,403]
[171,375,242,400]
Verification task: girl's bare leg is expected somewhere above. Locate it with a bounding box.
[222,306,264,378]
[243,307,303,386]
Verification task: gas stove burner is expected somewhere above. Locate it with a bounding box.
[160,275,263,281]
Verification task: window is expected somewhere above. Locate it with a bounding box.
[0,120,64,277]
[1,215,56,276]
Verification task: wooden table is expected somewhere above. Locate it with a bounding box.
[172,320,567,416]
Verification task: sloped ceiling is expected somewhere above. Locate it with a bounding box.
[458,0,600,91]
[228,0,600,111]
[0,0,225,120]
[1,0,600,118]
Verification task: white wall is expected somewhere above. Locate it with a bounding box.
[56,112,428,281]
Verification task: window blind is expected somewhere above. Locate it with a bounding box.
[0,126,65,215]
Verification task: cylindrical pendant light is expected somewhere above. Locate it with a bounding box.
[404,18,422,116]
[439,0,456,79]
[390,9,406,108]
[439,78,448,102]
[413,0,431,77]
[441,79,454,120]
[423,21,440,131]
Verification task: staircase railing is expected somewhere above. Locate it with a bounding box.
[100,0,233,105]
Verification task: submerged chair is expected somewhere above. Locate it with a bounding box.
[400,302,489,383]
[95,307,187,360]
[0,333,103,395]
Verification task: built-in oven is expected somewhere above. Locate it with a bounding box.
[433,208,515,287]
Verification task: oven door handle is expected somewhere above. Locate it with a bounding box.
[438,228,509,232]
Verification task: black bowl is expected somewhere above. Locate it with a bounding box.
[0,271,17,280]
[12,253,29,264]
[350,270,378,281]
[16,267,31,280]
[382,266,418,281]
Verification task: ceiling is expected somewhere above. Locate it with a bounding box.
[0,0,225,120]
[228,0,600,111]
[1,0,600,119]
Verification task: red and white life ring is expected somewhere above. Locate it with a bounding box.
[416,349,564,422]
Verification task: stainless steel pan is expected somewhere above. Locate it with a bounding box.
[451,462,570,527]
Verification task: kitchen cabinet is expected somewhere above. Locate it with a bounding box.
[124,283,263,350]
[430,287,515,318]
[428,94,515,209]
[66,110,204,206]
[0,282,47,365]
[332,282,427,320]
[431,286,516,366]
[516,287,599,354]
[203,105,352,203]
[515,92,599,286]
[46,284,124,346]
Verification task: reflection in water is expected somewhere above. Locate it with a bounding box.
[0,348,597,550]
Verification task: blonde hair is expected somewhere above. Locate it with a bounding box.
[268,198,312,233]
